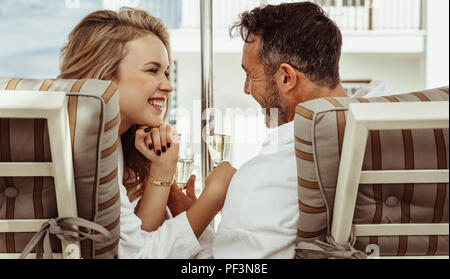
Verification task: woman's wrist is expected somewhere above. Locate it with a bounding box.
[137,177,172,232]
[149,162,176,181]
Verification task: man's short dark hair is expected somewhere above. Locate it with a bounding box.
[231,2,342,89]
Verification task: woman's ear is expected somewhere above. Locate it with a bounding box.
[275,63,298,96]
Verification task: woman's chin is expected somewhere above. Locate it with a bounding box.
[140,117,163,127]
[142,107,165,126]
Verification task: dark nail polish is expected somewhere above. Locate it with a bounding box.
[157,150,161,156]
[167,143,171,148]
[144,127,152,133]
[148,144,153,150]
[162,146,166,153]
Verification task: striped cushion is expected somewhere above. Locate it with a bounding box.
[0,77,120,259]
[294,87,449,256]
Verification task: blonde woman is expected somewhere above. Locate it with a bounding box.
[59,8,236,258]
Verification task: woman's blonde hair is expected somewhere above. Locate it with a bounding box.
[59,7,171,80]
[59,7,172,200]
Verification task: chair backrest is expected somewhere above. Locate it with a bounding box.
[0,77,121,259]
[0,90,81,259]
[293,87,449,257]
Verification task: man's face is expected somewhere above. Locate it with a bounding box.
[241,35,288,127]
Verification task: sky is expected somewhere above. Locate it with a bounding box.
[0,0,181,78]
[0,0,104,78]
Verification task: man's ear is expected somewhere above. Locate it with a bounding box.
[275,63,298,95]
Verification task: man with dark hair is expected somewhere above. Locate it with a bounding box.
[213,2,384,258]
[234,1,346,127]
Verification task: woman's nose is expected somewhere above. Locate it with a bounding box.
[160,76,174,93]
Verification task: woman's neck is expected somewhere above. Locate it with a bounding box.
[119,114,133,136]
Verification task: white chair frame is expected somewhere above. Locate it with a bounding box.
[331,101,449,259]
[0,90,80,259]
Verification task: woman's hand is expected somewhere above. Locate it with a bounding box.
[133,124,179,232]
[134,124,179,180]
[167,175,197,217]
[202,161,237,212]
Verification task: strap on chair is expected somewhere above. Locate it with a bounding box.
[295,226,368,259]
[19,217,111,259]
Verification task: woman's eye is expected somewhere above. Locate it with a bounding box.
[147,69,158,73]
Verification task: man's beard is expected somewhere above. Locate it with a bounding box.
[263,77,288,128]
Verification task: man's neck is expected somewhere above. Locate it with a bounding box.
[313,82,347,99]
[287,82,347,122]
[328,83,347,98]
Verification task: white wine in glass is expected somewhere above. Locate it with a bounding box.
[207,134,232,167]
[175,134,195,191]
[175,158,194,190]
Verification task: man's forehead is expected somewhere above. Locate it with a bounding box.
[242,34,261,67]
[244,34,261,50]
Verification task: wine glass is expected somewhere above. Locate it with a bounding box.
[175,134,194,191]
[206,133,232,168]
[205,108,232,168]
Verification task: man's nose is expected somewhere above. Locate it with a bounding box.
[244,77,250,95]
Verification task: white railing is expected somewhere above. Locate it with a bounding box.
[181,0,264,29]
[370,0,422,30]
[178,0,423,31]
[306,0,423,31]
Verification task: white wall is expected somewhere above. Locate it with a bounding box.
[425,0,449,88]
[340,53,426,93]
[173,52,255,114]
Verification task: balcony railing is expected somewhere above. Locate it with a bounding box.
[142,0,423,31]
[305,0,423,31]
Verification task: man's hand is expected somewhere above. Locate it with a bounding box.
[168,175,197,217]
